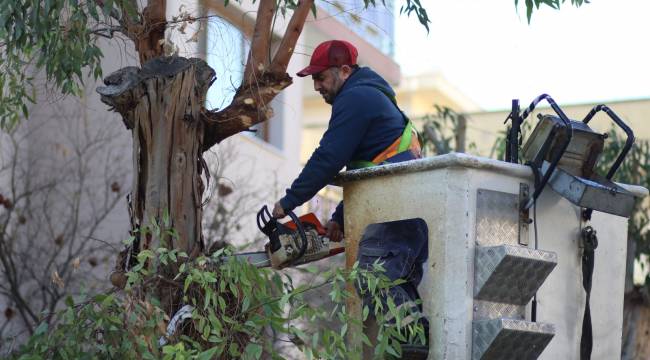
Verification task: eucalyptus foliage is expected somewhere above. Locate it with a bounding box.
[13,224,426,359]
[0,0,135,129]
[0,0,589,130]
[419,105,474,156]
[398,0,429,32]
[515,0,589,22]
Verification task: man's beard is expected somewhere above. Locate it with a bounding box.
[321,70,342,104]
[321,90,335,104]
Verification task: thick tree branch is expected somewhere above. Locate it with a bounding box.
[104,0,144,46]
[242,0,276,84]
[201,73,292,150]
[270,0,314,73]
[201,1,316,149]
[110,0,165,63]
[136,0,167,63]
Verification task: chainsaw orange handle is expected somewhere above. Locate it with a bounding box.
[283,213,326,236]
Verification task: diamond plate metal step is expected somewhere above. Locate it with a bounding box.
[473,319,555,360]
[474,245,557,305]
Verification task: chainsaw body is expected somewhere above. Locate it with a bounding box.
[256,207,340,269]
[266,225,330,269]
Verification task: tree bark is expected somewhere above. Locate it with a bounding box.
[242,0,276,84]
[201,72,292,149]
[98,57,214,257]
[270,0,314,73]
[99,57,215,311]
[622,288,650,359]
[200,0,314,150]
[96,0,311,317]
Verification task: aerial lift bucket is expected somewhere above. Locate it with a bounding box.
[336,94,646,360]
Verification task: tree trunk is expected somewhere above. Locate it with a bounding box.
[96,0,312,315]
[99,57,213,253]
[98,57,214,310]
[622,287,650,359]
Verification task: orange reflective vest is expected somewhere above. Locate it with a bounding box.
[348,90,421,169]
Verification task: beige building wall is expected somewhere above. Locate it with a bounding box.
[396,72,481,119]
[465,98,650,158]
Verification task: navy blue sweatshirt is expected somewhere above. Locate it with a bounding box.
[279,67,413,225]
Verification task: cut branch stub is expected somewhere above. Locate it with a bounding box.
[97,57,215,257]
[98,57,215,128]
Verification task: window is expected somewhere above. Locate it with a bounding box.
[205,15,284,150]
[205,16,246,111]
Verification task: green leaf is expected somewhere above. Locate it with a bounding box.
[242,343,263,360]
[102,0,114,16]
[34,322,48,336]
[310,2,317,18]
[197,346,219,360]
[87,2,99,20]
[228,343,240,357]
[162,209,170,227]
[137,250,155,262]
[526,0,534,22]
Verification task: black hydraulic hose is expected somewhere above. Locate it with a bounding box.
[521,94,573,210]
[583,105,635,180]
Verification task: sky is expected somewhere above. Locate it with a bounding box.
[394,0,650,111]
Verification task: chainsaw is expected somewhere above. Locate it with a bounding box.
[160,206,345,346]
[231,205,345,269]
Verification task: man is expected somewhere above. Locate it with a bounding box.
[271,40,428,357]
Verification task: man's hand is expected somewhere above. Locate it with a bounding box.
[326,220,343,242]
[272,201,286,219]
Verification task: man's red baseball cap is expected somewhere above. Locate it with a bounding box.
[297,40,358,77]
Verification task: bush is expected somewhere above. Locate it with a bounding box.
[13,244,426,360]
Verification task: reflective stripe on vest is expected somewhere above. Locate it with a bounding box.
[348,121,421,169]
[348,85,422,170]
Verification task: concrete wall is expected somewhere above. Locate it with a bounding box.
[0,36,134,350]
[338,153,647,359]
